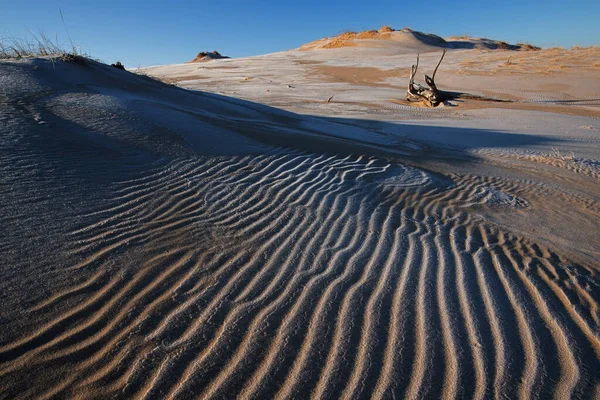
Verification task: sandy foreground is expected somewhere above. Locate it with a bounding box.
[1,31,599,399]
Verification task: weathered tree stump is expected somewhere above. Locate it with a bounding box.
[406,50,447,107]
[405,50,513,107]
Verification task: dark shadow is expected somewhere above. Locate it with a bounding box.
[185,90,563,166]
[2,57,566,179]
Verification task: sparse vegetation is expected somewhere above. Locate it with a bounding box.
[448,35,478,41]
[187,50,230,63]
[0,8,89,65]
[496,41,511,50]
[320,38,356,49]
[134,67,179,86]
[1,33,70,59]
[518,43,541,51]
[1,9,89,63]
[301,28,397,50]
[59,52,87,65]
[0,34,89,68]
[111,61,126,70]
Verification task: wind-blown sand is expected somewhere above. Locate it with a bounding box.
[1,31,599,399]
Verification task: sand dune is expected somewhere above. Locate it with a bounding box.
[143,40,600,124]
[3,149,599,399]
[299,27,538,51]
[1,51,599,399]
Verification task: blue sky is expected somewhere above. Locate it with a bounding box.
[2,0,599,67]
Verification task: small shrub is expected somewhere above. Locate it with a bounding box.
[378,25,394,33]
[518,43,541,51]
[496,41,511,50]
[111,61,125,70]
[60,53,87,65]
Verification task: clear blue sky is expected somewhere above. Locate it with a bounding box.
[2,0,599,67]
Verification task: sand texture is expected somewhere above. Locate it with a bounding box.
[1,33,600,399]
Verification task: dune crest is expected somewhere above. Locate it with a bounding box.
[300,27,541,51]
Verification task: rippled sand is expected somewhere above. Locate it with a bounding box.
[1,51,599,399]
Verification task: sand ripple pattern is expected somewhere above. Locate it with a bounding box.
[1,150,599,399]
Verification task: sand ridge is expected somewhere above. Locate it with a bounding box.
[2,149,599,398]
[299,27,541,51]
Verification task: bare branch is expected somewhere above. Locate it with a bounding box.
[404,50,514,107]
[431,49,446,82]
[406,51,445,106]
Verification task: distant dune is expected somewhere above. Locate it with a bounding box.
[300,26,541,51]
[187,50,230,63]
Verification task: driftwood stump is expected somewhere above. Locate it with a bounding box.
[406,50,447,107]
[405,50,513,107]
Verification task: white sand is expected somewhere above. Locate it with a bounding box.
[1,34,599,399]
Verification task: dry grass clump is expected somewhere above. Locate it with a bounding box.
[302,28,395,49]
[539,46,600,72]
[355,30,380,39]
[1,34,74,59]
[518,43,541,51]
[495,41,511,50]
[336,31,357,40]
[448,35,478,41]
[333,30,391,41]
[59,53,87,65]
[321,38,357,49]
[378,25,394,33]
[0,32,89,65]
[0,34,89,67]
[153,76,178,85]
[2,9,85,60]
[458,44,600,76]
